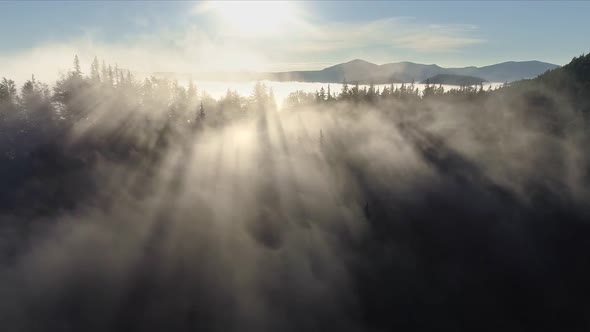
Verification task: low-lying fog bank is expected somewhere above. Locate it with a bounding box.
[173,80,504,108]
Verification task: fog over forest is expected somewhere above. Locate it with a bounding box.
[1,50,589,332]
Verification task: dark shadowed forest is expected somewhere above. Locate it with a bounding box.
[1,53,590,331]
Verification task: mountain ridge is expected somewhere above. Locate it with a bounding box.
[155,59,560,84]
[265,59,559,84]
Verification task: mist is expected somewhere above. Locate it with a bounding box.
[1,54,590,332]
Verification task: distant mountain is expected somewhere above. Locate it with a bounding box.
[267,59,381,83]
[262,59,559,84]
[445,61,560,83]
[265,60,442,84]
[158,59,559,84]
[422,74,486,86]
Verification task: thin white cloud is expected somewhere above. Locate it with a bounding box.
[190,3,483,52]
[0,6,485,82]
[393,34,483,52]
[281,17,484,54]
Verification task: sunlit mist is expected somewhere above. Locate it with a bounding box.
[1,1,590,332]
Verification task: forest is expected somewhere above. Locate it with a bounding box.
[1,53,590,331]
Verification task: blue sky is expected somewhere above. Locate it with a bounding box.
[0,1,588,80]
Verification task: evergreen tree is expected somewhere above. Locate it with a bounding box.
[318,86,326,102]
[341,79,349,99]
[114,64,120,86]
[73,55,81,78]
[19,74,53,133]
[380,85,390,98]
[108,65,114,86]
[101,60,108,83]
[251,82,269,111]
[90,56,100,83]
[399,83,406,98]
[423,79,435,98]
[0,78,17,104]
[125,70,134,86]
[197,101,206,123]
[351,83,359,100]
[141,77,154,106]
[187,80,197,100]
[367,82,376,102]
[0,78,18,133]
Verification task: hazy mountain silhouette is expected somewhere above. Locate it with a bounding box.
[172,59,558,84]
[266,59,558,84]
[447,60,561,82]
[269,59,381,83]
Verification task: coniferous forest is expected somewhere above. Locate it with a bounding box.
[1,53,590,331]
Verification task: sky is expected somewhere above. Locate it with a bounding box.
[0,1,589,82]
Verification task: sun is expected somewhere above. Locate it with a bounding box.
[203,1,297,37]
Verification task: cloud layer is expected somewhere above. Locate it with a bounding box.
[0,3,485,83]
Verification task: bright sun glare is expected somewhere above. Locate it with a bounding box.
[206,1,296,37]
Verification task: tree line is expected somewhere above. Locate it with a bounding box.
[283,79,496,109]
[1,53,588,165]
